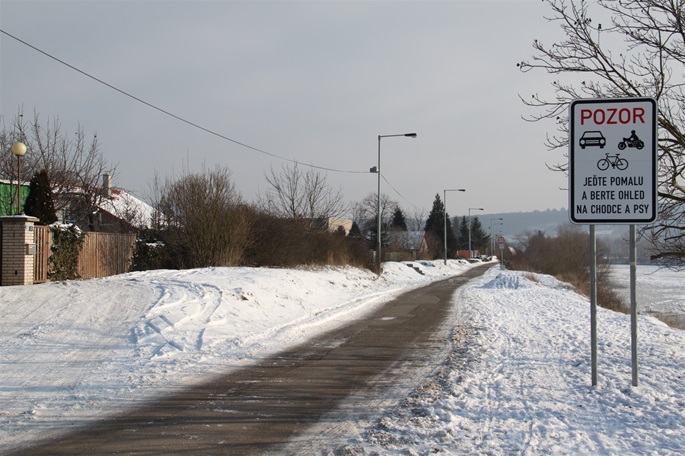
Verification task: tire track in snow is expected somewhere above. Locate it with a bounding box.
[132,278,224,358]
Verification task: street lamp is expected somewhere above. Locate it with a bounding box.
[375,133,417,271]
[490,218,503,255]
[443,188,466,265]
[11,142,27,215]
[468,207,484,258]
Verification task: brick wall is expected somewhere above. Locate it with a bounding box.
[0,216,38,286]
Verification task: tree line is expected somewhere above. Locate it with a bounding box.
[2,111,490,272]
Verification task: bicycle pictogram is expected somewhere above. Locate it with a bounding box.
[597,153,629,171]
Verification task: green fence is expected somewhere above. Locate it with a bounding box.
[0,181,29,216]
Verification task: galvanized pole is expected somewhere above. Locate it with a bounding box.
[443,190,447,266]
[590,225,598,386]
[377,136,382,272]
[630,224,639,387]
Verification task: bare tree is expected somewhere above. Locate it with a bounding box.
[1,110,116,228]
[351,192,400,251]
[257,163,348,229]
[406,208,427,232]
[518,0,685,266]
[155,166,252,268]
[352,192,398,230]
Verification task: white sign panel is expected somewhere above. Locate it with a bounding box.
[569,98,657,224]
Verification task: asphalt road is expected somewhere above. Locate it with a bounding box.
[11,263,492,455]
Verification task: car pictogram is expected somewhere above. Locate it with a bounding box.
[579,130,606,149]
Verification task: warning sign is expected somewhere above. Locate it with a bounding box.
[569,98,658,224]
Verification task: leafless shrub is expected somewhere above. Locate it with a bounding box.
[511,224,625,312]
[243,213,374,270]
[153,167,251,268]
[138,168,374,271]
[257,163,348,229]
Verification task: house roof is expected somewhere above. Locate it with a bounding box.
[98,188,156,229]
[387,230,426,251]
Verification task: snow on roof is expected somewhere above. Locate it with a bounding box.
[387,230,426,250]
[98,188,156,229]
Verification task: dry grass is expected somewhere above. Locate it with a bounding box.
[509,228,627,313]
[522,272,540,284]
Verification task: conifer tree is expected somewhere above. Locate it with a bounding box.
[390,206,407,231]
[24,170,57,225]
[348,221,362,239]
[457,216,469,250]
[469,216,490,253]
[424,194,456,259]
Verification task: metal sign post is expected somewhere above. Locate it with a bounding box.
[569,97,657,387]
[630,224,639,386]
[589,225,598,386]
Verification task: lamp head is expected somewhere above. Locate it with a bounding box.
[11,142,27,157]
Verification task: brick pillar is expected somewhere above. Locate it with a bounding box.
[1,215,39,286]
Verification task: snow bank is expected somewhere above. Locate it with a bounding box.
[0,259,472,451]
[2,260,684,455]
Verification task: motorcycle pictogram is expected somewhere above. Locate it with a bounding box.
[618,130,644,150]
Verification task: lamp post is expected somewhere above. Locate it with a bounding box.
[443,188,466,265]
[468,207,484,258]
[375,133,417,271]
[11,142,27,215]
[490,217,503,255]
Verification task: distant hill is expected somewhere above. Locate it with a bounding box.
[452,208,569,241]
[460,208,629,242]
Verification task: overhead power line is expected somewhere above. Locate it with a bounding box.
[382,174,421,212]
[0,28,368,175]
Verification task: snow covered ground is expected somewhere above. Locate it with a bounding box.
[1,260,683,454]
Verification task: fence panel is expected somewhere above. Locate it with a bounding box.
[33,225,50,283]
[29,229,136,282]
[77,232,136,279]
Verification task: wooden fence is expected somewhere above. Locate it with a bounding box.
[78,232,136,279]
[33,225,50,283]
[32,229,136,282]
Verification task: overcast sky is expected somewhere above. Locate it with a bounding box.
[1,0,569,218]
